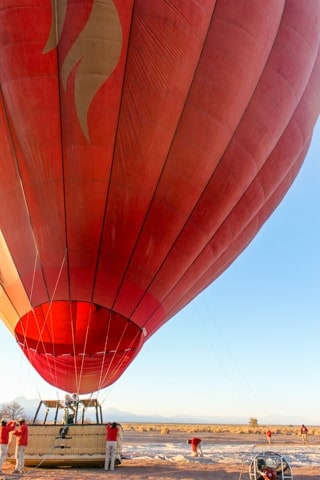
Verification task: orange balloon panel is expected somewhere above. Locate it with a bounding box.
[0,0,319,393]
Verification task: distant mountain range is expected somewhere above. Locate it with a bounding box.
[0,396,316,426]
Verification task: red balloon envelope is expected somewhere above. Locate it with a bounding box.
[0,0,319,393]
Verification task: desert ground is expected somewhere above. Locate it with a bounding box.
[1,461,319,480]
[1,427,320,479]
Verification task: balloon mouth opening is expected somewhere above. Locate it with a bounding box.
[15,300,143,354]
[14,300,144,393]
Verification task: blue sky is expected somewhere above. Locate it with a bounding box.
[0,119,319,425]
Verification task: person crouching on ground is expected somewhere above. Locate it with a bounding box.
[0,419,16,473]
[12,418,28,474]
[188,437,203,457]
[105,422,119,471]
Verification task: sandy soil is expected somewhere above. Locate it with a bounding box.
[1,432,319,480]
[2,460,320,480]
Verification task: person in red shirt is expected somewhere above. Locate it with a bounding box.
[12,418,28,474]
[258,465,277,480]
[0,419,16,473]
[266,429,272,445]
[300,424,308,444]
[105,422,119,471]
[188,437,203,457]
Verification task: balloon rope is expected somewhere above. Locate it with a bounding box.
[27,249,66,351]
[28,246,38,303]
[69,301,79,393]
[20,250,68,390]
[17,251,53,377]
[76,304,94,394]
[14,248,42,399]
[15,251,57,395]
[96,311,113,390]
[97,323,142,391]
[97,323,128,390]
[195,295,276,422]
[18,250,38,345]
[35,250,68,382]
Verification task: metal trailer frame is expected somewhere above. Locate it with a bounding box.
[248,451,293,480]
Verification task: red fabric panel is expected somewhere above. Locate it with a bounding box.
[130,0,320,331]
[145,47,320,334]
[0,2,68,302]
[62,0,134,300]
[94,0,216,307]
[105,0,285,319]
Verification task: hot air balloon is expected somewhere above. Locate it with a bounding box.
[0,0,319,394]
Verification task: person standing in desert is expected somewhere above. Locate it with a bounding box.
[300,424,308,444]
[266,429,272,445]
[0,419,16,473]
[12,418,28,474]
[105,422,119,471]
